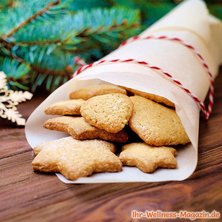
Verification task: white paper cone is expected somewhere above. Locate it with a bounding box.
[25,0,222,183]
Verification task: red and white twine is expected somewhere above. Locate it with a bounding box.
[74,35,215,119]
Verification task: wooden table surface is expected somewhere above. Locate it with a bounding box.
[0,71,222,222]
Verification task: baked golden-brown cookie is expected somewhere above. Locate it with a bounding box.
[125,87,174,107]
[119,143,177,173]
[80,93,133,133]
[43,116,128,143]
[70,84,126,100]
[44,99,85,115]
[129,96,189,146]
[32,137,122,180]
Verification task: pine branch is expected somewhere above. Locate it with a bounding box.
[0,38,22,62]
[0,5,141,92]
[0,1,141,93]
[9,7,140,45]
[7,0,15,7]
[3,0,60,38]
[31,65,72,77]
[30,72,69,92]
[0,0,63,35]
[0,0,14,9]
[62,0,111,12]
[2,7,140,68]
[0,44,73,92]
[112,0,174,26]
[0,56,30,90]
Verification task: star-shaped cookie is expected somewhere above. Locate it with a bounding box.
[119,143,177,173]
[32,137,122,180]
[44,99,85,115]
[43,116,128,143]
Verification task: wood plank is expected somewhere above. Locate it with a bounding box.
[0,142,221,221]
[1,163,221,222]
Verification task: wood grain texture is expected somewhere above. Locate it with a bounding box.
[0,70,222,222]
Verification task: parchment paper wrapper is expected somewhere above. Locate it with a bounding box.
[25,0,222,183]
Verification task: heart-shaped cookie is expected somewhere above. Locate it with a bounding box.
[80,93,133,133]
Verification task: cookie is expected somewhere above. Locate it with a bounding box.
[69,84,126,100]
[80,93,133,133]
[44,99,85,115]
[125,87,174,107]
[32,137,122,180]
[43,116,74,133]
[33,136,116,154]
[119,143,177,173]
[129,96,189,146]
[43,116,128,143]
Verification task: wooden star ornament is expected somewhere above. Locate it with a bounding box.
[0,71,32,125]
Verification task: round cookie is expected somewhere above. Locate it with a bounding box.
[69,84,126,100]
[129,96,190,146]
[125,87,174,107]
[80,93,133,133]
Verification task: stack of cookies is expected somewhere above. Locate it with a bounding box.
[32,84,190,180]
